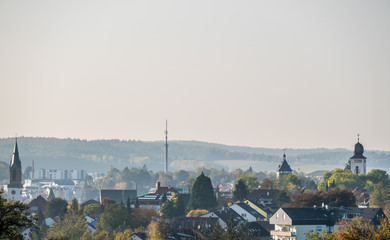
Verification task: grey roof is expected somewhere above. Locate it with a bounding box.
[246,189,281,202]
[350,141,366,159]
[213,208,245,223]
[277,154,293,173]
[236,202,265,219]
[171,217,219,230]
[10,139,21,167]
[245,221,272,237]
[276,207,386,226]
[248,201,273,215]
[282,207,330,225]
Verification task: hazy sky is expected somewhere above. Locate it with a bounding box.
[1,1,389,151]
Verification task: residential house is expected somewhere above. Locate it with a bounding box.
[270,206,386,240]
[244,200,274,220]
[246,189,281,206]
[230,202,266,222]
[201,207,245,228]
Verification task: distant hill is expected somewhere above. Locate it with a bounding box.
[0,137,389,176]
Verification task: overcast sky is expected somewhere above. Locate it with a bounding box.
[0,1,389,151]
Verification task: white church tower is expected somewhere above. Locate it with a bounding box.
[7,139,23,201]
[349,135,366,175]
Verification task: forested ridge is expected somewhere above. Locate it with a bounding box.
[0,137,389,174]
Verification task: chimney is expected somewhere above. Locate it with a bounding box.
[156,181,161,190]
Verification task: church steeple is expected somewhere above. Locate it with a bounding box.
[9,138,23,188]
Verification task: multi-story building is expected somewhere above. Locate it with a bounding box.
[38,169,85,180]
[270,206,386,240]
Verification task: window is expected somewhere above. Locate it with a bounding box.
[283,214,286,220]
[316,226,322,232]
[276,213,279,219]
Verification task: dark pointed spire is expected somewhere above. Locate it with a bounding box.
[9,138,23,188]
[10,138,21,168]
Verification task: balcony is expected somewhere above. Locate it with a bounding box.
[270,230,296,237]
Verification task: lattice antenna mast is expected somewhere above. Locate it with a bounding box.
[164,120,168,174]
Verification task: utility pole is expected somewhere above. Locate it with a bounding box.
[165,120,168,174]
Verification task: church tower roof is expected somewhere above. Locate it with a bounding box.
[277,153,293,173]
[10,138,21,168]
[8,138,23,189]
[350,136,366,160]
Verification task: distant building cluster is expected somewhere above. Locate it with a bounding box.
[37,168,86,180]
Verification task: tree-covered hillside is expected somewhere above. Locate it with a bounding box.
[0,137,389,176]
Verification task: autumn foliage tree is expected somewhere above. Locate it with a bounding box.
[290,187,356,207]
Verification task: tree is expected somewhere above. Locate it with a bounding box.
[367,169,390,185]
[289,190,321,208]
[23,166,32,180]
[147,220,173,240]
[129,208,157,229]
[96,203,128,234]
[173,170,190,184]
[324,187,356,207]
[233,179,249,201]
[46,211,87,240]
[333,217,376,240]
[0,189,35,240]
[210,223,225,240]
[260,178,274,189]
[369,182,390,207]
[68,198,81,214]
[83,203,103,219]
[46,198,68,218]
[188,172,217,210]
[186,209,209,217]
[290,188,356,208]
[272,190,291,209]
[305,230,335,240]
[126,197,132,215]
[237,175,260,192]
[159,193,185,218]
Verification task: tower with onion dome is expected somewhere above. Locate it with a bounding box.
[350,135,366,175]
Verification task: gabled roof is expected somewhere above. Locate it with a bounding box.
[27,195,48,213]
[271,207,387,226]
[246,189,280,202]
[171,217,219,230]
[245,200,274,215]
[212,208,245,223]
[234,203,265,219]
[257,221,274,233]
[281,207,330,225]
[245,221,271,237]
